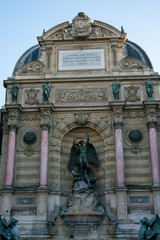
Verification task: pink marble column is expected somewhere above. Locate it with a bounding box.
[5,124,17,187]
[148,120,160,187]
[115,121,125,186]
[40,123,50,187]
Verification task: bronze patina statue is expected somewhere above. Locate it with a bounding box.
[112,78,120,101]
[42,80,51,103]
[0,216,20,240]
[68,131,100,188]
[146,78,154,100]
[139,214,160,240]
[9,82,19,104]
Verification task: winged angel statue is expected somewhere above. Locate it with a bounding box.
[139,214,160,240]
[68,131,100,188]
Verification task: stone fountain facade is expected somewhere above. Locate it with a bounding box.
[0,12,160,239]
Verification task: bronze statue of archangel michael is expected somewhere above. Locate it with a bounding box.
[68,131,100,188]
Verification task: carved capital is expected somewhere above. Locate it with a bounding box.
[147,119,157,129]
[114,120,123,129]
[7,122,18,131]
[40,122,51,131]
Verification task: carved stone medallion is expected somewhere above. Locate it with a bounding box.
[25,88,40,105]
[70,12,93,39]
[23,132,37,145]
[128,129,143,143]
[125,85,140,102]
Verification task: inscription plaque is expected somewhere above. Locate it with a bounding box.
[59,49,105,70]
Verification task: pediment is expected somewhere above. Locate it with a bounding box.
[15,61,45,76]
[39,13,126,42]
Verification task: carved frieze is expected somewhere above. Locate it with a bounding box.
[55,88,108,104]
[24,88,40,105]
[20,61,45,74]
[20,115,40,121]
[124,85,141,102]
[124,112,145,119]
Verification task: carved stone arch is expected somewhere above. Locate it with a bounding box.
[60,126,105,193]
[49,116,115,190]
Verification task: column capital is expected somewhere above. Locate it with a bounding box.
[7,122,19,131]
[147,119,157,129]
[114,120,123,129]
[40,121,51,131]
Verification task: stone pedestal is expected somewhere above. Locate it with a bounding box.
[60,181,105,239]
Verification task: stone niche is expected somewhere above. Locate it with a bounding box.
[60,127,105,192]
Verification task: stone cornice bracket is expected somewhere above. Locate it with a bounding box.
[147,119,157,129]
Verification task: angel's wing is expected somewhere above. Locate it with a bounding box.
[67,144,79,170]
[87,143,100,167]
[147,214,160,239]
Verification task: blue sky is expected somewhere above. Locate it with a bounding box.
[1,0,160,106]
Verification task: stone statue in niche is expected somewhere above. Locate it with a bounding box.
[42,81,51,103]
[68,131,100,188]
[112,78,120,101]
[146,78,154,100]
[9,82,19,104]
[0,216,20,240]
[60,132,104,239]
[139,214,160,240]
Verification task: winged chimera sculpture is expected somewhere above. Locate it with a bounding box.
[68,131,100,188]
[139,214,160,240]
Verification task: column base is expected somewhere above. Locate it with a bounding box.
[38,184,49,190]
[115,184,127,189]
[4,185,14,190]
[152,183,160,189]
